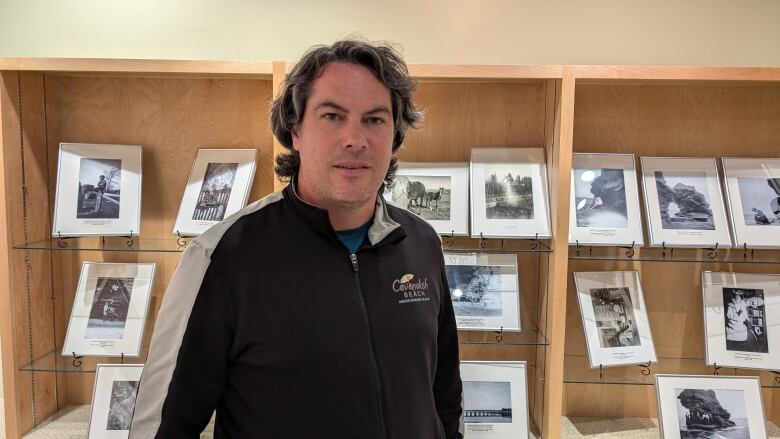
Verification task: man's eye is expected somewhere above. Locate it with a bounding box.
[366,117,386,125]
[322,113,341,121]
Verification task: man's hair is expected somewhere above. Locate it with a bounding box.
[270,39,422,190]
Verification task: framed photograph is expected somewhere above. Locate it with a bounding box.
[640,157,732,248]
[172,148,258,236]
[444,252,519,331]
[470,147,551,239]
[702,271,780,371]
[722,157,780,248]
[383,162,469,235]
[573,270,657,368]
[655,374,766,439]
[569,153,644,246]
[460,361,529,439]
[52,143,143,237]
[87,364,144,438]
[62,262,155,357]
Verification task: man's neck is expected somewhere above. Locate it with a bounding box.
[327,201,376,231]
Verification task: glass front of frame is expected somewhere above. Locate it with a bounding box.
[655,374,766,439]
[88,364,144,438]
[641,157,732,248]
[722,157,780,248]
[173,148,258,236]
[573,270,657,368]
[383,162,470,236]
[470,147,551,239]
[444,252,520,331]
[460,361,529,439]
[52,143,143,237]
[703,271,780,371]
[569,153,644,246]
[62,262,155,357]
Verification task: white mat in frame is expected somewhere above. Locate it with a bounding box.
[460,361,529,439]
[62,262,155,357]
[573,270,657,368]
[444,252,520,331]
[703,271,780,371]
[569,153,644,246]
[87,364,144,438]
[53,143,143,237]
[470,147,551,239]
[655,374,766,439]
[173,148,257,237]
[641,156,732,248]
[722,157,780,248]
[383,162,469,236]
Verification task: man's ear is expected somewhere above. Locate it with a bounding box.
[291,125,301,151]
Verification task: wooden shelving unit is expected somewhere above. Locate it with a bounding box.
[0,58,778,438]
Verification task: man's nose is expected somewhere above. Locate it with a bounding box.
[342,119,368,149]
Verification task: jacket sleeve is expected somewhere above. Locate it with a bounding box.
[129,243,234,438]
[433,252,463,439]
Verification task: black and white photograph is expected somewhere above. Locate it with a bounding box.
[77,158,122,219]
[657,375,766,439]
[655,171,715,230]
[675,388,750,439]
[444,253,520,331]
[463,381,512,424]
[723,287,767,354]
[574,271,656,368]
[389,175,451,221]
[192,162,238,221]
[63,262,155,357]
[589,287,641,348]
[737,177,780,226]
[460,362,529,439]
[382,162,470,236]
[573,168,628,228]
[470,147,551,239]
[173,149,257,236]
[447,264,503,317]
[88,364,144,438]
[53,143,142,237]
[641,157,731,248]
[722,157,780,248]
[85,277,133,340]
[569,153,644,246]
[106,380,139,430]
[703,272,780,370]
[484,164,534,220]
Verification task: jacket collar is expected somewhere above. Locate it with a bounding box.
[284,177,404,247]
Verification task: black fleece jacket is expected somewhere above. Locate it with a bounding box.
[130,182,463,438]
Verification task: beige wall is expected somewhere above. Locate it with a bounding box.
[0,0,778,66]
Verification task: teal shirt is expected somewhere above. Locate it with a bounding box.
[335,220,372,254]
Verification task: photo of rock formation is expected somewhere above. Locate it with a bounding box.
[654,171,715,230]
[573,168,628,228]
[675,388,750,438]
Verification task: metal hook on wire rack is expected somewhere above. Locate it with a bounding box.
[494,327,504,343]
[638,361,651,376]
[479,233,487,249]
[620,241,636,258]
[706,242,719,260]
[175,230,188,247]
[56,231,70,248]
[445,230,455,248]
[72,352,83,368]
[575,240,582,257]
[529,233,540,250]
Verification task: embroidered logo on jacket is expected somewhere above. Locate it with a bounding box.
[392,273,431,304]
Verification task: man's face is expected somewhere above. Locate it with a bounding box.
[292,62,394,211]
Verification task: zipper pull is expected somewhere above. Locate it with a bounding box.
[350,253,359,272]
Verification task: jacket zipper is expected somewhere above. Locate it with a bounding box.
[349,253,388,439]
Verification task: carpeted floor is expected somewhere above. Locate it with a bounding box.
[0,400,778,438]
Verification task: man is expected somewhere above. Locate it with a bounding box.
[726,289,749,350]
[130,40,463,438]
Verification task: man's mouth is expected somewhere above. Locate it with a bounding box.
[334,162,370,170]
